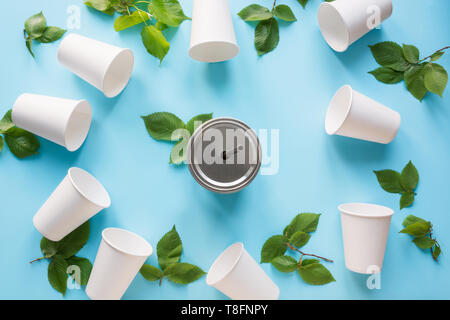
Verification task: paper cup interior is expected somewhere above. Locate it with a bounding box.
[102,227,153,257]
[339,203,394,218]
[206,242,244,285]
[325,85,353,135]
[68,167,111,209]
[102,49,134,98]
[189,41,239,63]
[65,100,92,151]
[318,2,350,52]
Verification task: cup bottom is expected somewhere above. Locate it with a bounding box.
[189,41,239,63]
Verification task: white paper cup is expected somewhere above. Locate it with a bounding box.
[86,228,153,300]
[58,33,134,97]
[318,0,393,52]
[12,94,92,152]
[189,0,239,62]
[325,85,400,144]
[339,203,394,274]
[206,243,279,300]
[33,168,111,241]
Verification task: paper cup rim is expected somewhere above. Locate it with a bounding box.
[64,99,92,151]
[189,40,240,62]
[102,227,153,257]
[68,167,111,208]
[339,202,394,218]
[318,2,350,52]
[325,84,353,135]
[101,48,134,98]
[206,242,244,286]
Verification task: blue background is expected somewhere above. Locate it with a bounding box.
[0,0,449,300]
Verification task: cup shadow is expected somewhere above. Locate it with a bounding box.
[204,62,231,92]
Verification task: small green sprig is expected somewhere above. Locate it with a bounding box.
[85,0,190,63]
[30,222,93,296]
[369,41,449,101]
[238,0,297,56]
[140,226,205,285]
[23,12,66,58]
[374,161,419,210]
[0,109,40,159]
[141,112,212,164]
[261,213,335,285]
[400,215,441,262]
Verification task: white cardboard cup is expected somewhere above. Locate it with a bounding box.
[339,203,394,274]
[57,33,134,97]
[86,228,153,300]
[325,85,400,144]
[206,242,279,300]
[318,0,393,52]
[12,93,92,151]
[189,0,239,62]
[33,168,111,241]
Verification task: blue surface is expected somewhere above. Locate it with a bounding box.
[0,0,449,300]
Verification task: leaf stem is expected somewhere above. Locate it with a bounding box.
[272,0,277,11]
[29,256,46,264]
[132,5,151,25]
[419,46,450,63]
[286,242,333,263]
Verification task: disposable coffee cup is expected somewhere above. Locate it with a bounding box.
[206,242,279,300]
[33,167,111,241]
[318,0,393,52]
[12,93,92,151]
[339,203,394,274]
[58,33,134,97]
[189,0,239,62]
[325,85,400,144]
[86,228,153,300]
[186,118,261,194]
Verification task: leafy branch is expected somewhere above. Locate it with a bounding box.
[400,215,441,262]
[261,213,335,285]
[369,41,449,101]
[140,226,205,285]
[0,110,40,159]
[85,0,190,63]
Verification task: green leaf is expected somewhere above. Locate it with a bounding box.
[114,10,150,31]
[24,12,47,39]
[284,213,321,238]
[157,225,183,270]
[4,127,40,159]
[424,63,448,97]
[52,221,90,259]
[430,51,444,62]
[404,64,427,101]
[301,258,319,266]
[0,110,14,134]
[298,261,335,285]
[84,0,114,15]
[289,231,310,248]
[237,4,272,21]
[148,0,190,27]
[271,255,298,273]
[373,169,404,194]
[140,264,164,281]
[0,136,3,152]
[402,44,420,64]
[26,38,34,58]
[141,25,170,63]
[273,5,297,22]
[400,192,415,210]
[432,244,441,261]
[400,221,431,237]
[164,262,205,284]
[48,256,68,296]
[260,235,287,263]
[40,237,58,259]
[170,139,188,165]
[368,67,404,84]
[186,113,213,135]
[254,18,279,56]
[66,256,92,286]
[400,161,419,191]
[297,0,309,8]
[369,41,410,71]
[412,236,435,250]
[155,21,168,31]
[37,26,66,43]
[403,215,427,228]
[141,112,185,141]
